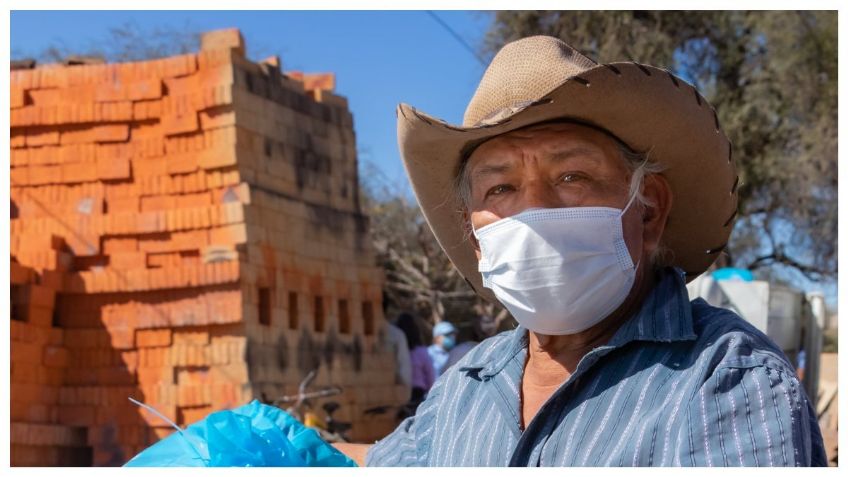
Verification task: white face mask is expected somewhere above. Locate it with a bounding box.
[473,194,640,335]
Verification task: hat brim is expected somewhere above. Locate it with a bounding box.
[397,62,738,302]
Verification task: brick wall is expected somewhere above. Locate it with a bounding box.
[10,28,403,466]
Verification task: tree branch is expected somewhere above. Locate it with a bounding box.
[746,250,827,281]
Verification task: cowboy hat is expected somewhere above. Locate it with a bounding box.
[396,35,737,302]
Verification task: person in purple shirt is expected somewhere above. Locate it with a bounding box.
[395,312,435,410]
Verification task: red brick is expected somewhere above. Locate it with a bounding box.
[26,128,60,147]
[96,156,131,180]
[11,87,27,108]
[94,124,130,143]
[208,223,247,246]
[15,234,66,253]
[96,366,136,385]
[201,28,246,56]
[109,251,147,270]
[10,362,39,384]
[172,229,209,249]
[103,237,138,254]
[133,99,164,121]
[27,305,54,327]
[136,364,174,385]
[40,270,65,290]
[99,101,134,122]
[11,342,42,365]
[161,110,199,136]
[63,162,99,183]
[10,149,28,167]
[199,106,236,130]
[94,81,128,102]
[57,405,96,426]
[48,328,63,346]
[42,345,69,368]
[302,72,336,92]
[60,126,93,145]
[140,195,176,212]
[166,153,198,174]
[147,252,180,268]
[11,129,26,148]
[136,329,172,348]
[27,165,62,185]
[10,262,35,285]
[10,166,29,185]
[109,327,136,350]
[198,148,237,169]
[129,78,164,101]
[130,121,162,139]
[29,285,56,309]
[176,191,212,208]
[174,330,210,346]
[107,196,140,213]
[28,88,62,105]
[132,157,168,177]
[10,320,25,342]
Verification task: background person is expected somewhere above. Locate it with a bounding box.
[395,313,435,409]
[427,321,457,376]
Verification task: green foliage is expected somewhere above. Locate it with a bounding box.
[484,11,837,286]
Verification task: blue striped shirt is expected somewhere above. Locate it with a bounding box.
[366,267,827,466]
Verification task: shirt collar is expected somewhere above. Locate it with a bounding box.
[468,267,698,379]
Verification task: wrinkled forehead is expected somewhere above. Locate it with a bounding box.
[466,120,625,171]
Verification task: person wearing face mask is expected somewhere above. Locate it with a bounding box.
[427,321,458,376]
[333,36,826,467]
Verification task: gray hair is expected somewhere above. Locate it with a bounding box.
[455,133,673,269]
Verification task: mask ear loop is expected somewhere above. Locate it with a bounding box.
[619,189,640,217]
[619,191,642,272]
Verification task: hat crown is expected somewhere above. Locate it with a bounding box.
[463,35,598,127]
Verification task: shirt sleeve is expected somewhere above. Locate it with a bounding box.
[365,368,445,466]
[678,363,828,466]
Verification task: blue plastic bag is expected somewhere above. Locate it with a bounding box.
[124,399,357,467]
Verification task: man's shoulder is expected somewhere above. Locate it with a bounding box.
[448,328,519,370]
[688,298,795,374]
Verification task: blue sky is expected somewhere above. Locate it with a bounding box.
[11,10,491,196]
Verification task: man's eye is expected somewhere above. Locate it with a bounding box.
[558,173,585,183]
[485,184,513,197]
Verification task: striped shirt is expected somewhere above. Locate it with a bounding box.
[366,267,827,467]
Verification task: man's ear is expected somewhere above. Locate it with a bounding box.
[640,174,673,252]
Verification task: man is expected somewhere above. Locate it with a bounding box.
[335,36,826,466]
[428,321,458,376]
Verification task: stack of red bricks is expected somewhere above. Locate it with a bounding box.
[10,28,405,466]
[10,246,91,466]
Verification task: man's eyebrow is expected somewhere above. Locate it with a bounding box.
[470,160,513,180]
[468,146,602,181]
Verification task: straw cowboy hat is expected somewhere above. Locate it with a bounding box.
[396,35,738,302]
